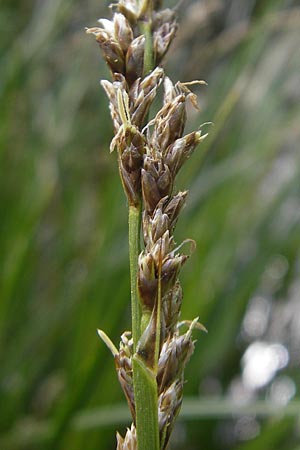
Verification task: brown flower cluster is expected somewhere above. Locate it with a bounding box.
[87,1,177,84]
[87,1,207,449]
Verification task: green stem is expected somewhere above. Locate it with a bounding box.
[128,204,142,349]
[154,263,162,372]
[129,8,160,450]
[133,357,160,450]
[142,21,154,75]
[129,203,160,450]
[139,0,154,76]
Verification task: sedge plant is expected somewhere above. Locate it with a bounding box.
[87,1,207,449]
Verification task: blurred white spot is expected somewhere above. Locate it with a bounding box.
[229,377,254,405]
[259,155,296,204]
[261,255,289,292]
[242,342,289,390]
[242,296,270,340]
[234,416,260,441]
[265,255,289,281]
[267,280,300,357]
[272,198,300,237]
[269,376,296,406]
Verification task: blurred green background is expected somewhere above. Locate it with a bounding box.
[1,0,300,449]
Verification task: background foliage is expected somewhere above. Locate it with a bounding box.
[1,0,300,449]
